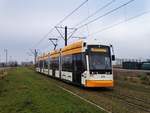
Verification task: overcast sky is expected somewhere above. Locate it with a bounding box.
[0,0,150,63]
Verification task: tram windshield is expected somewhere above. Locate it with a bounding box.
[89,53,111,70]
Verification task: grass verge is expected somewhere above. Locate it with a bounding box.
[0,67,105,113]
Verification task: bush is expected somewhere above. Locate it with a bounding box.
[140,75,150,85]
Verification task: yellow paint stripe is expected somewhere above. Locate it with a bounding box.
[50,53,60,58]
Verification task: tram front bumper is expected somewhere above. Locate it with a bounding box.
[85,80,114,87]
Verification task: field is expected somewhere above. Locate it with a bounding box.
[113,68,150,85]
[0,67,105,113]
[0,67,150,113]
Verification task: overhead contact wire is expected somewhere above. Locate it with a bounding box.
[77,0,135,29]
[33,0,88,48]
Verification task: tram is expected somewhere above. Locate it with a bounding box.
[36,40,115,87]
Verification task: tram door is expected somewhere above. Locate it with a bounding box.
[73,54,82,84]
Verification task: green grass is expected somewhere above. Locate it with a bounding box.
[0,67,105,113]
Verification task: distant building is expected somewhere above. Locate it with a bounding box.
[8,61,18,67]
[113,58,150,70]
[21,61,33,66]
[0,61,18,67]
[146,59,150,63]
[0,63,5,67]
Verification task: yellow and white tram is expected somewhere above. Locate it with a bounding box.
[36,40,115,87]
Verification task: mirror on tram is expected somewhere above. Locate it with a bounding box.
[112,55,115,61]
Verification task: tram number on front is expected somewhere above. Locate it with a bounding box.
[101,75,105,78]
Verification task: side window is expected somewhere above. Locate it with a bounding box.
[51,58,55,69]
[45,60,48,69]
[62,56,65,71]
[50,58,53,69]
[82,53,87,71]
[48,58,50,69]
[36,61,38,67]
[55,57,59,70]
[50,57,59,70]
[76,54,82,67]
[74,54,86,72]
[40,61,43,68]
[62,55,72,72]
[43,60,45,68]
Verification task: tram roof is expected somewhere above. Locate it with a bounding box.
[37,40,111,60]
[62,41,83,52]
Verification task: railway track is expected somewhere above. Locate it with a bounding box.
[57,82,150,113]
[101,92,150,113]
[54,82,150,113]
[42,74,150,113]
[119,93,150,104]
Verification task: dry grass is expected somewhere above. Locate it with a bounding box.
[0,69,7,79]
[113,69,150,85]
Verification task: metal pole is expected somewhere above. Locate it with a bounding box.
[6,49,8,66]
[4,49,8,66]
[34,49,36,65]
[34,49,38,66]
[65,26,67,46]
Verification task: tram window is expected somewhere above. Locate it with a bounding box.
[39,61,43,68]
[44,60,48,69]
[48,58,50,69]
[43,61,44,66]
[55,58,59,70]
[50,57,59,70]
[36,62,38,67]
[82,53,87,70]
[73,54,85,72]
[50,58,54,69]
[62,55,72,72]
[38,62,40,68]
[89,53,111,70]
[50,59,52,69]
[43,61,45,68]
